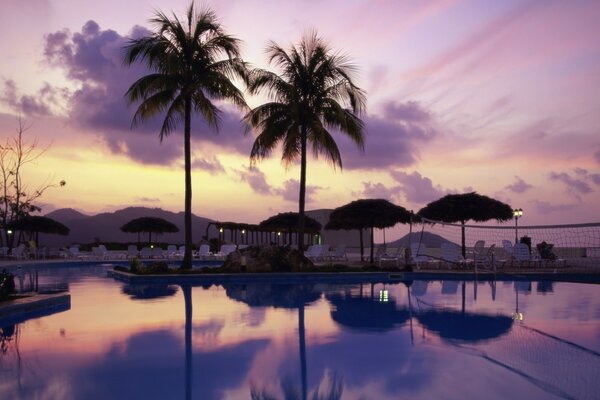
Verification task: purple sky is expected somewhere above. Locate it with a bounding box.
[1,0,599,237]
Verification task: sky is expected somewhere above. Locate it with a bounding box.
[1,0,599,239]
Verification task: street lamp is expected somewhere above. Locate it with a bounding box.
[513,208,523,244]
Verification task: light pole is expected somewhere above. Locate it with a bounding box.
[513,208,523,244]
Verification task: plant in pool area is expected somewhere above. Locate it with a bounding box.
[129,257,141,273]
[0,269,15,301]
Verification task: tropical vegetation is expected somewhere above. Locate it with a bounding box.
[245,32,366,251]
[124,3,248,269]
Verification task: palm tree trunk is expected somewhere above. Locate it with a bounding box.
[461,219,466,259]
[298,126,308,251]
[182,285,193,400]
[359,228,364,262]
[370,226,374,264]
[182,98,193,269]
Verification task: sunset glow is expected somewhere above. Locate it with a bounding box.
[1,0,599,238]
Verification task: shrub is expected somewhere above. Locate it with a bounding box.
[0,269,16,301]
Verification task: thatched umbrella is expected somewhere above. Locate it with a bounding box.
[120,217,179,244]
[259,212,322,246]
[417,192,513,258]
[325,199,412,263]
[7,216,70,246]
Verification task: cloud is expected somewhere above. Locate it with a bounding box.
[549,171,592,194]
[534,200,579,215]
[0,79,67,116]
[276,179,323,203]
[236,166,322,203]
[192,156,226,174]
[336,101,441,170]
[135,197,160,203]
[359,182,399,201]
[390,170,447,204]
[574,167,600,186]
[238,166,273,195]
[595,150,600,165]
[42,20,252,165]
[505,176,533,193]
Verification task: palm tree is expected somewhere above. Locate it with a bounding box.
[123,3,247,269]
[245,32,366,251]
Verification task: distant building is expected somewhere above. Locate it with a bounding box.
[306,209,362,247]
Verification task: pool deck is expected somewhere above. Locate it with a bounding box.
[1,257,599,284]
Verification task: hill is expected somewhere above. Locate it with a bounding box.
[386,231,456,248]
[39,207,214,247]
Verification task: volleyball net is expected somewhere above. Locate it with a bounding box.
[410,219,600,268]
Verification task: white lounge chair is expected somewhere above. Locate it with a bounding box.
[410,243,429,269]
[215,244,236,259]
[328,244,348,261]
[197,244,212,259]
[152,247,165,259]
[513,243,537,267]
[379,246,404,267]
[8,244,26,260]
[127,245,139,259]
[474,243,496,269]
[304,244,329,261]
[441,243,466,269]
[166,245,178,258]
[139,247,152,259]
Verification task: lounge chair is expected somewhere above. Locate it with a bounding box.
[127,245,139,259]
[474,244,496,269]
[215,244,236,259]
[152,247,165,259]
[374,244,387,264]
[8,244,26,260]
[513,243,537,267]
[92,246,108,260]
[379,246,404,267]
[139,247,152,259]
[166,245,178,258]
[197,244,212,259]
[328,244,348,261]
[441,243,466,269]
[304,245,320,260]
[308,244,329,261]
[410,243,430,269]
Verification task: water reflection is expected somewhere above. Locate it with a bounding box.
[327,290,409,332]
[122,284,179,300]
[416,310,513,343]
[1,269,600,400]
[224,283,322,400]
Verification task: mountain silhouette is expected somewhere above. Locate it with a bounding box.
[39,207,214,246]
[386,231,456,248]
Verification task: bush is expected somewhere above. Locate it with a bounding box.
[0,269,16,301]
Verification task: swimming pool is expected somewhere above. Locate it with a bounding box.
[1,264,599,399]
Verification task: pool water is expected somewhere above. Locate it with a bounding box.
[1,265,599,399]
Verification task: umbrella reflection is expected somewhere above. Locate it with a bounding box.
[417,309,513,343]
[327,290,410,333]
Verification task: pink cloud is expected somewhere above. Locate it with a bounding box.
[549,171,593,194]
[390,170,446,204]
[41,20,253,166]
[505,176,533,194]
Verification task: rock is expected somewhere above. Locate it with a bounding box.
[222,245,313,272]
